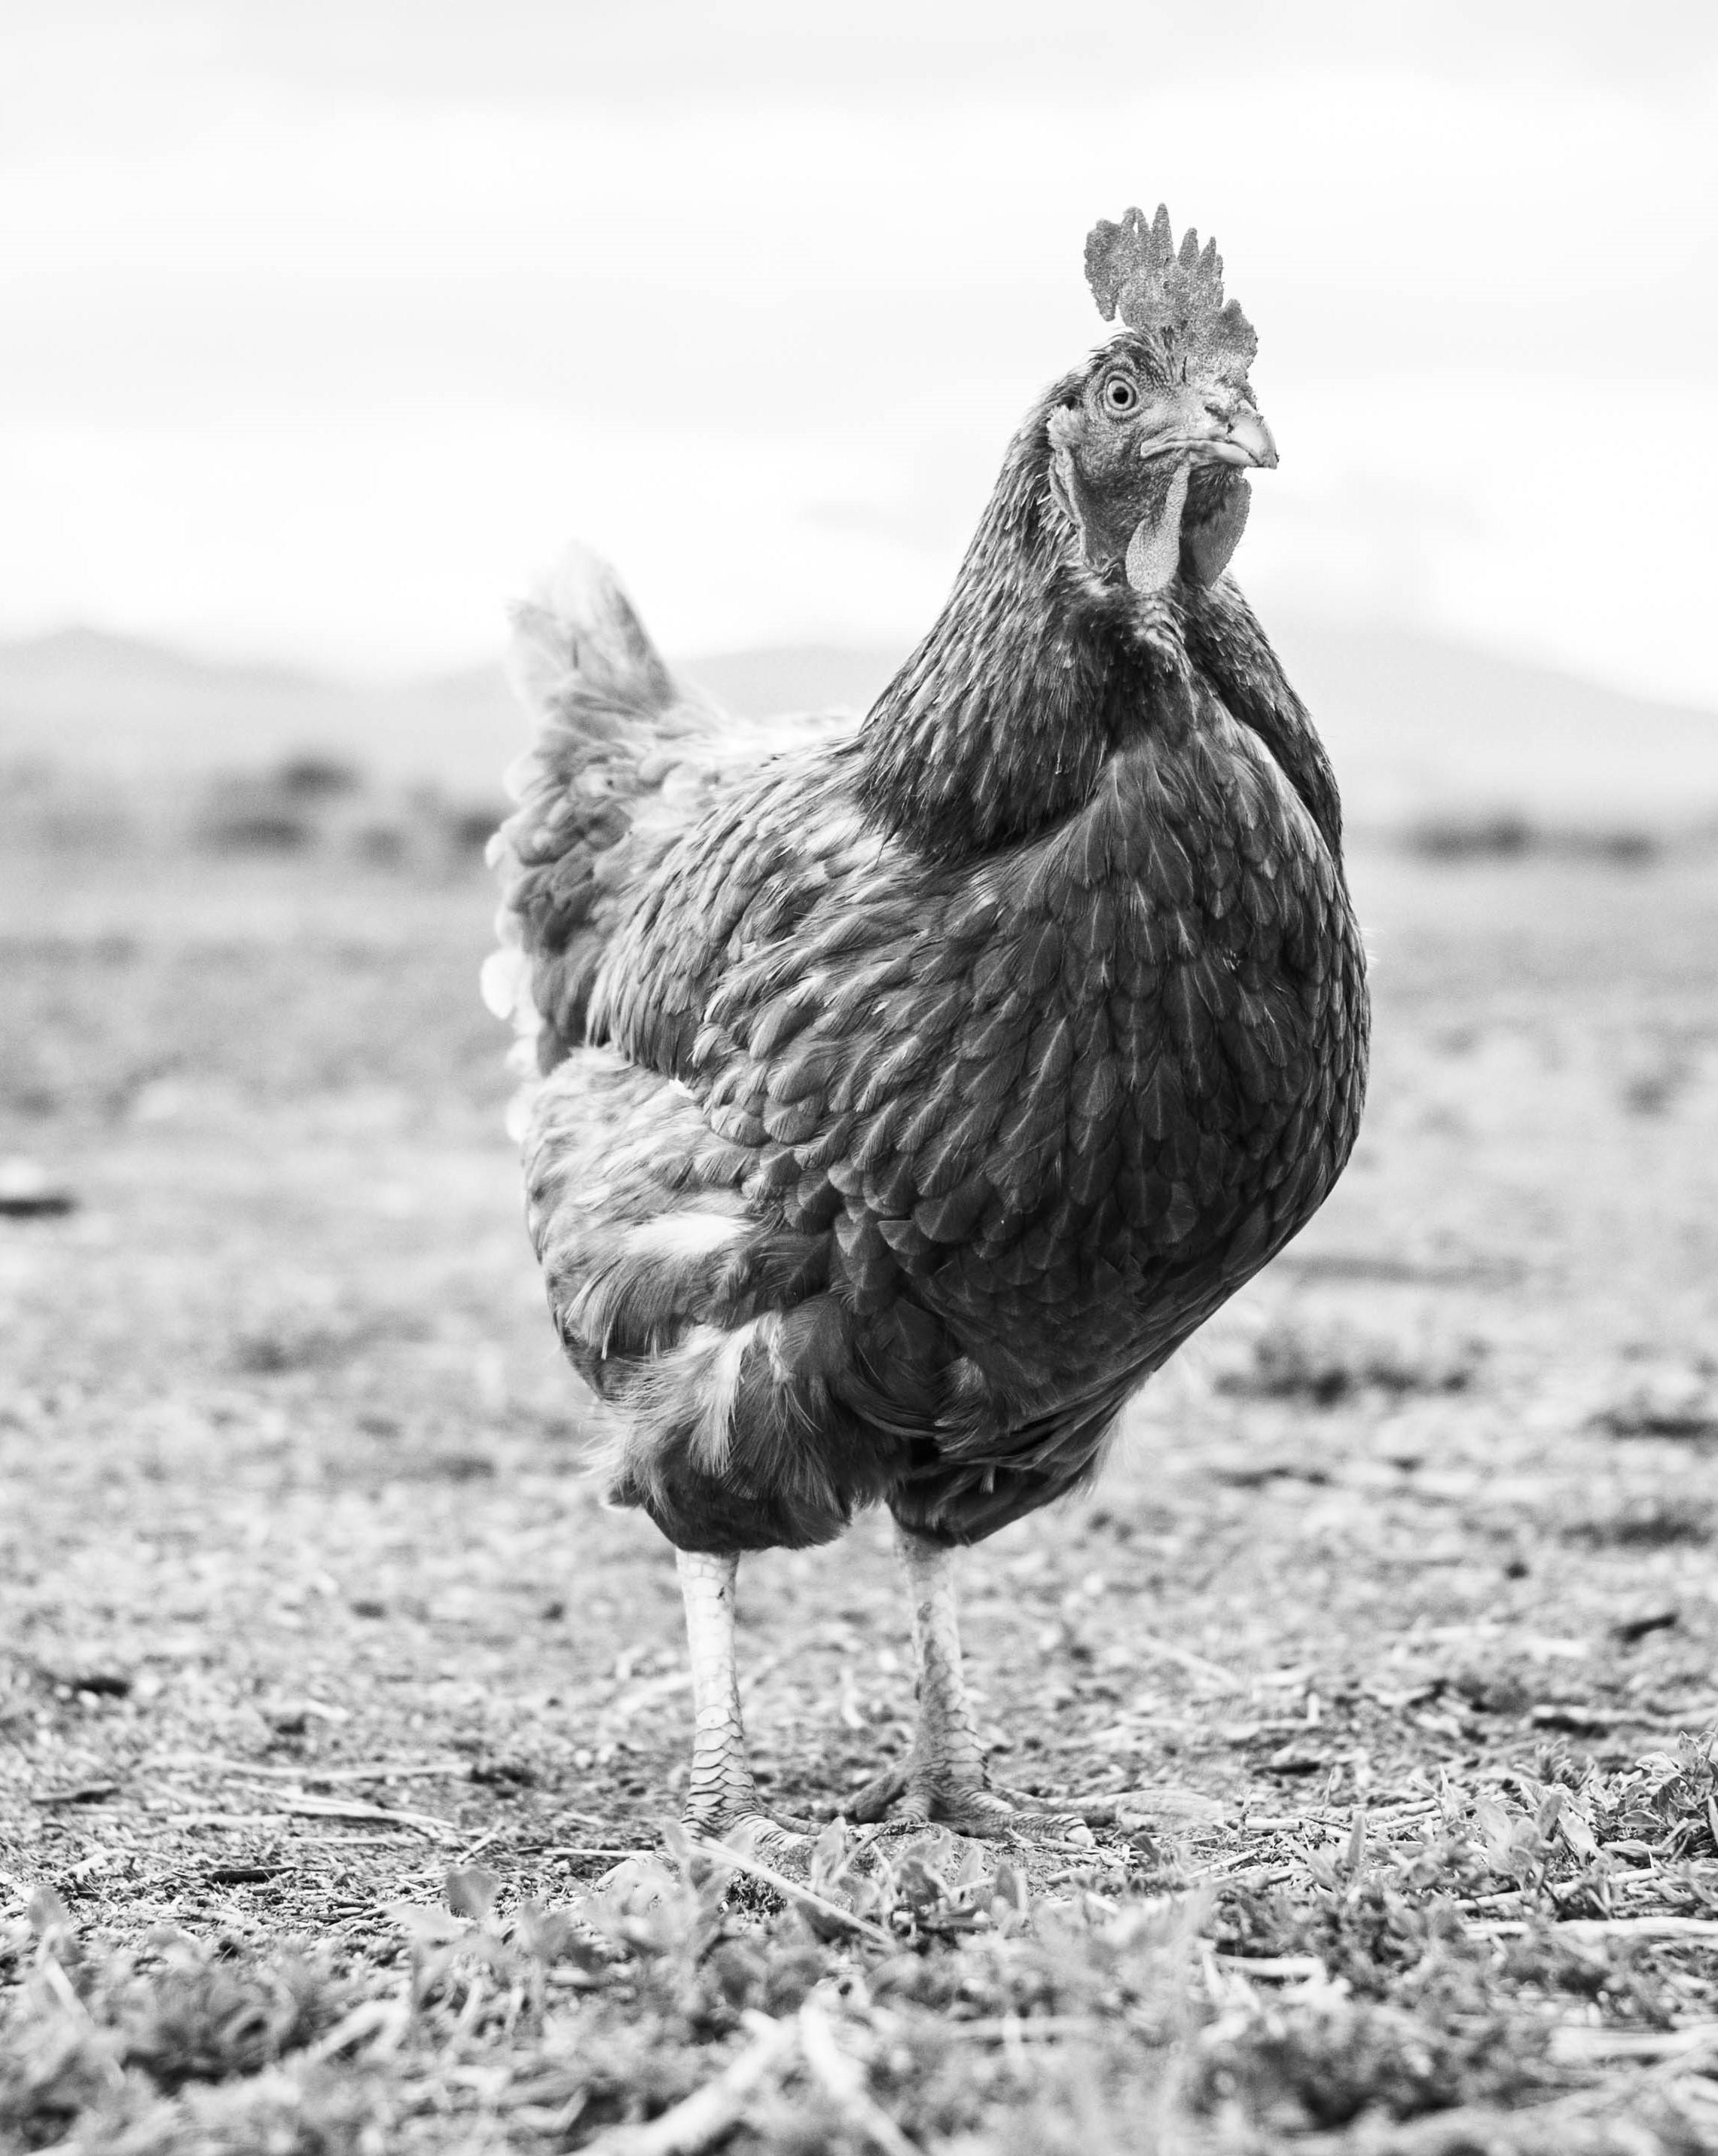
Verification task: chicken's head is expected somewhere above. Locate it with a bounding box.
[1048,205,1276,597]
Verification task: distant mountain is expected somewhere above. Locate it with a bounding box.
[1270,622,1718,831]
[0,625,322,699]
[0,626,520,799]
[3,620,1715,830]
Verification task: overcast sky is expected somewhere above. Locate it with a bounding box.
[3,1,1716,704]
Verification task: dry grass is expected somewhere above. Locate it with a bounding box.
[5,771,1718,2151]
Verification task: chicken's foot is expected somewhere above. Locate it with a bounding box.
[676,1549,808,1863]
[851,1522,1073,1837]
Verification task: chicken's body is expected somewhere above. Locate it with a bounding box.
[487,209,1369,1842]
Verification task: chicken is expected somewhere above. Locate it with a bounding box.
[484,206,1369,1848]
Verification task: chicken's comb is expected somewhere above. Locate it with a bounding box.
[1084,205,1259,383]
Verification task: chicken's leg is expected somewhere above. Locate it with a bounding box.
[850,1522,1021,1834]
[676,1549,805,1855]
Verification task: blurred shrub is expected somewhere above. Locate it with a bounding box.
[0,757,142,853]
[1564,1495,1713,1548]
[446,802,502,854]
[5,748,505,871]
[1580,827,1660,864]
[351,819,410,866]
[197,776,316,852]
[273,752,363,799]
[1402,811,1661,866]
[1216,1315,1482,1408]
[1406,810,1534,861]
[188,756,505,871]
[1592,1363,1718,1441]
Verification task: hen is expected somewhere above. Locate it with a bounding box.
[484,206,1369,1846]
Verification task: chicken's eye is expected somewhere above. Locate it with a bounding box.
[1103,375,1137,414]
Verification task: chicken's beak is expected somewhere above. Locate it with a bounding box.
[1204,408,1277,471]
[1138,399,1279,473]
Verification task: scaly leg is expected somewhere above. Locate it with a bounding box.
[850,1522,1024,1834]
[676,1549,807,1855]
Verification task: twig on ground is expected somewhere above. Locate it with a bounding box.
[586,2011,801,2154]
[688,1836,896,1950]
[291,1834,421,1849]
[737,1644,797,1700]
[243,1791,457,1832]
[40,1956,100,2031]
[1528,1703,1641,1730]
[1130,1632,1244,1691]
[1214,1953,1329,1981]
[606,1670,694,1721]
[304,1996,413,2063]
[796,1996,921,2155]
[139,1794,456,1837]
[1550,2020,1718,2066]
[539,1846,657,1861]
[1472,1916,1718,1942]
[178,1756,468,1784]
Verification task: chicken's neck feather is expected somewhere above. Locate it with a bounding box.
[856,415,1148,863]
[855,414,1344,867]
[1179,585,1346,860]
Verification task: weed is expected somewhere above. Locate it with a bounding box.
[1216,1316,1482,1409]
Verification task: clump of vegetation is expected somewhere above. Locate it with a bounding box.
[16,1745,1718,2152]
[1,1891,340,2148]
[196,758,502,869]
[1403,812,1660,866]
[3,750,503,872]
[1405,809,1537,861]
[1593,1364,1718,1442]
[273,755,365,801]
[1565,1496,1714,1550]
[197,775,320,854]
[226,1299,426,1378]
[1215,1315,1482,1409]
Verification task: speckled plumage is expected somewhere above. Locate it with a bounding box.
[487,322,1369,1565]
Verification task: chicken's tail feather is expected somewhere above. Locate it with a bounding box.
[483,545,725,1122]
[503,542,678,751]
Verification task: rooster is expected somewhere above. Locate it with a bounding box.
[484,206,1369,1846]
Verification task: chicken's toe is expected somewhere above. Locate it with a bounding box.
[849,1760,1033,1838]
[683,1806,813,1873]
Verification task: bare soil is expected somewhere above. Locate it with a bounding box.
[6,796,1718,2151]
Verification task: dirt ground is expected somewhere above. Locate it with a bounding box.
[6,789,1718,2152]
